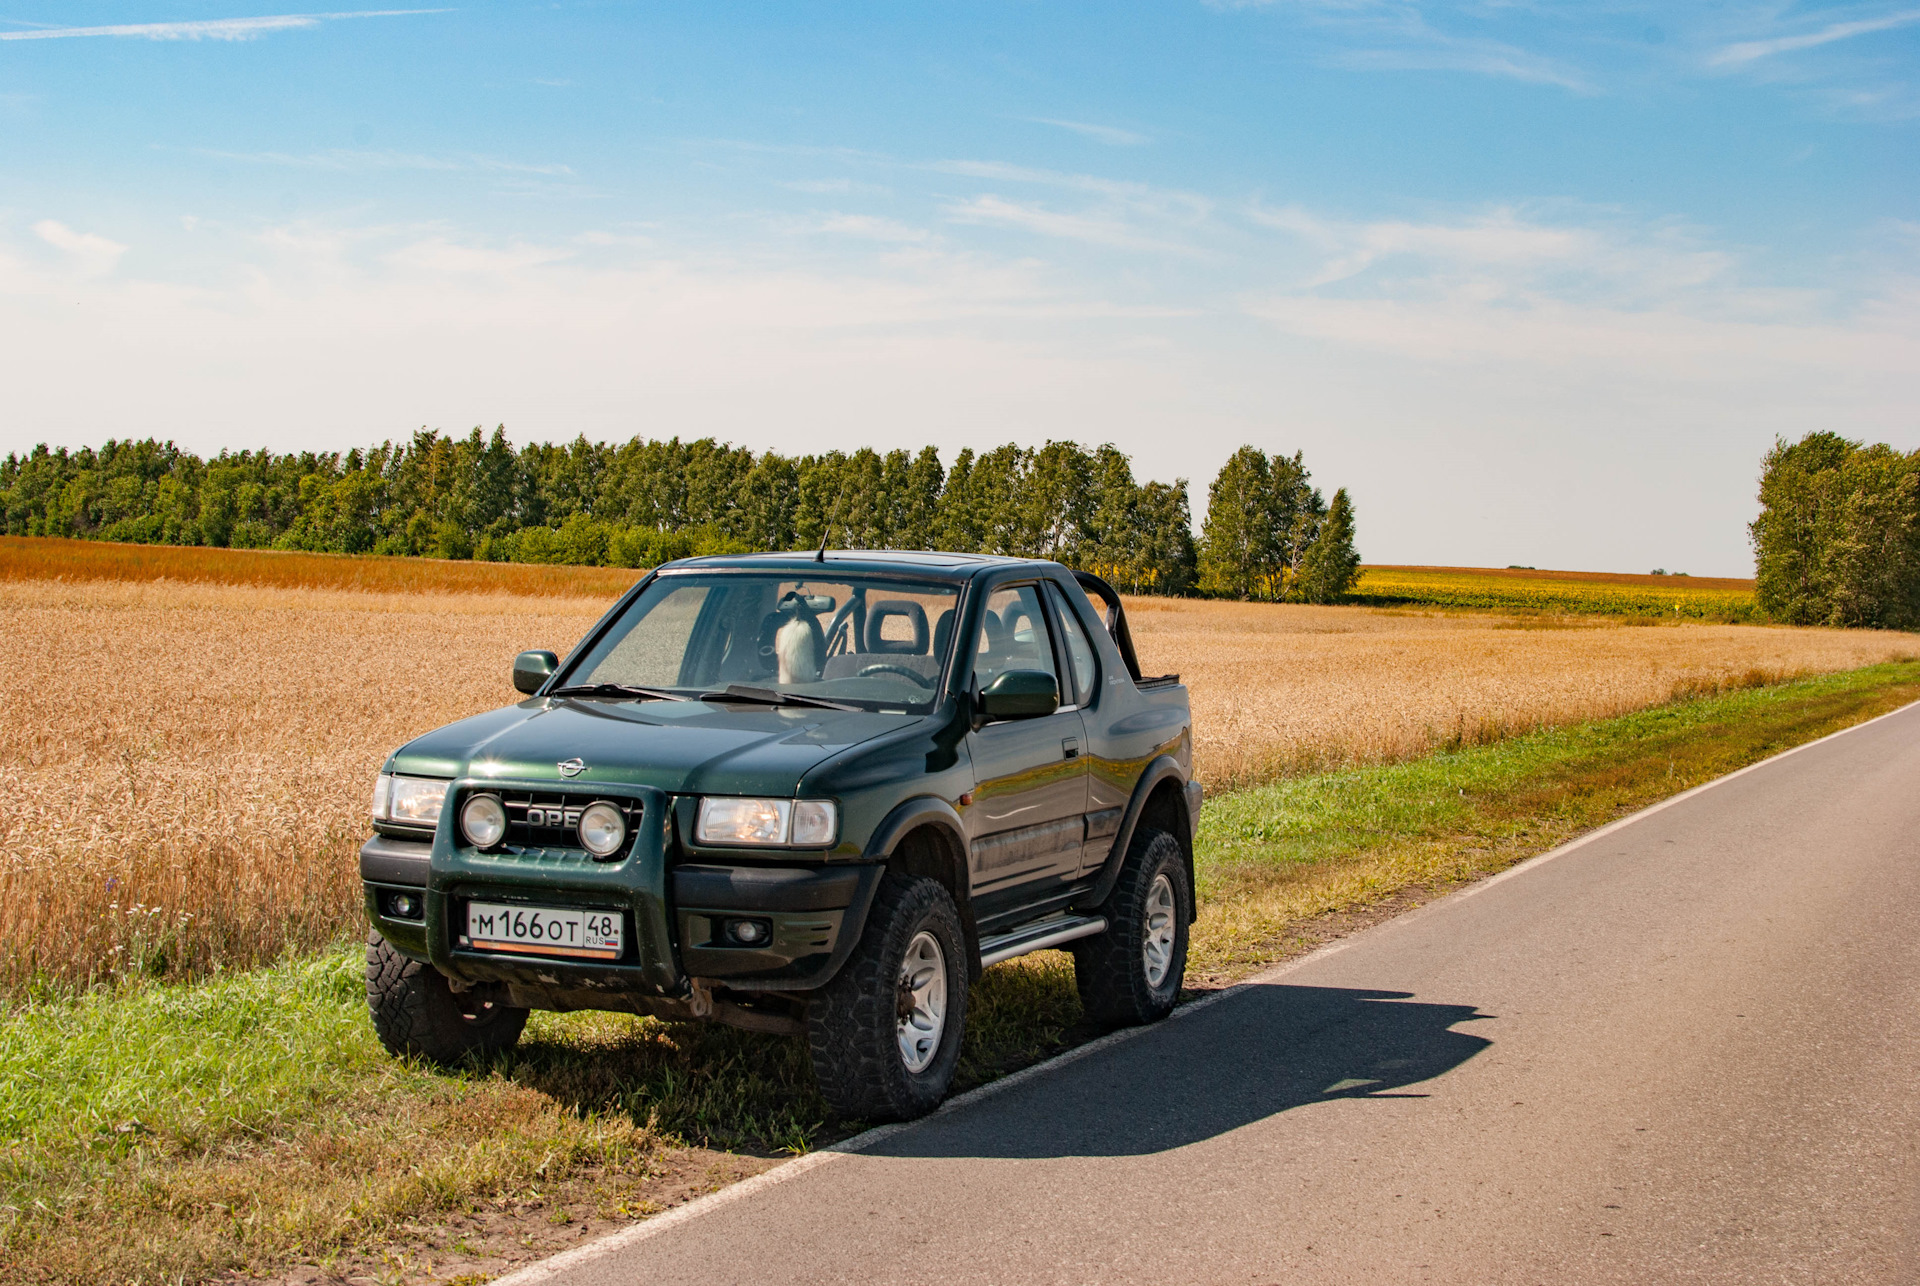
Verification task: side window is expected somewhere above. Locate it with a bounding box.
[1046,582,1098,705]
[973,584,1058,693]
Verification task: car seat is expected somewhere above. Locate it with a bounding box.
[865,601,929,654]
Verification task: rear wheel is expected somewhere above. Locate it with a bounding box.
[807,874,967,1122]
[365,930,528,1065]
[1073,826,1190,1028]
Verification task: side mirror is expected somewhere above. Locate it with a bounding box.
[513,650,559,695]
[976,669,1059,723]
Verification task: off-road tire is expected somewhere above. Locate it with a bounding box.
[365,930,528,1065]
[807,874,968,1123]
[1073,826,1190,1029]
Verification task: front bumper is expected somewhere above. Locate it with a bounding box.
[359,779,879,1005]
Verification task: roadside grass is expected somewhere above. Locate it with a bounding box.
[6,660,1919,1284]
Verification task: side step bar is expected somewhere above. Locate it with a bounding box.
[977,914,1107,968]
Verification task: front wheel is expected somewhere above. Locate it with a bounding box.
[807,874,968,1122]
[1073,826,1191,1029]
[365,931,528,1066]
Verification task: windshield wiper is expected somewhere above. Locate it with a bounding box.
[696,684,862,712]
[547,683,691,702]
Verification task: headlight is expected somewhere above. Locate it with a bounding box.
[461,794,507,848]
[371,773,392,821]
[386,777,449,828]
[578,802,627,858]
[695,798,838,847]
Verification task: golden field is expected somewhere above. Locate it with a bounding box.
[1,544,1913,992]
[1349,563,1758,620]
[1129,598,1912,787]
[0,579,605,993]
[0,534,635,597]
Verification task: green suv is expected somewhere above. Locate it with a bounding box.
[360,551,1200,1120]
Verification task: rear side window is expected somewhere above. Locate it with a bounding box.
[1046,582,1098,705]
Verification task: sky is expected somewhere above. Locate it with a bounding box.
[1,2,1916,575]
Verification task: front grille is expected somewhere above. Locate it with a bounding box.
[492,791,642,858]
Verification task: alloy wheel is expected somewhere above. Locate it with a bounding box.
[896,930,948,1073]
[1142,872,1177,988]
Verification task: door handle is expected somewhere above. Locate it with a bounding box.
[1062,737,1080,760]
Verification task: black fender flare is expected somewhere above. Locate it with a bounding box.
[1072,755,1197,920]
[861,795,982,977]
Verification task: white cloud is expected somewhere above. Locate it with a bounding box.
[190,147,571,176]
[1021,118,1151,146]
[943,195,1197,254]
[0,9,448,42]
[0,219,1200,474]
[1332,42,1590,91]
[780,178,893,196]
[1247,204,1737,303]
[32,219,126,274]
[383,236,574,274]
[1710,8,1920,66]
[1241,291,1919,376]
[1,202,1915,577]
[815,215,934,244]
[930,161,1216,234]
[1232,202,1915,392]
[1202,0,1590,91]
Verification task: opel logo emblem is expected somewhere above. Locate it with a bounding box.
[557,757,587,778]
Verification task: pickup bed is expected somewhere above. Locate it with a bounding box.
[360,550,1199,1120]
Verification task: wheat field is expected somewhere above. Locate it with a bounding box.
[0,580,602,993]
[1348,564,1757,620]
[1126,599,1914,786]
[2,570,1913,992]
[0,534,636,597]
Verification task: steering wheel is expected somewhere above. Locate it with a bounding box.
[857,663,935,689]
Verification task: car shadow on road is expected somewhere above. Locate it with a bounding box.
[868,984,1494,1159]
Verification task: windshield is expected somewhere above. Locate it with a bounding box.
[564,573,962,713]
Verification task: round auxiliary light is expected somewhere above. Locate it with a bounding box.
[460,794,507,848]
[578,802,627,858]
[728,918,769,945]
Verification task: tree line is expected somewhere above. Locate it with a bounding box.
[0,430,1361,601]
[1752,431,1920,629]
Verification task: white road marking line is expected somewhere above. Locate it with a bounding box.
[489,694,1920,1285]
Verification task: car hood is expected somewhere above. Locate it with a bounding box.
[386,696,923,796]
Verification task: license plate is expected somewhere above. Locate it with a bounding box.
[465,902,624,960]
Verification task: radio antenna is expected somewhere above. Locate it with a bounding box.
[816,494,842,562]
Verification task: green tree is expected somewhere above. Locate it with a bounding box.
[1294,488,1360,603]
[1022,441,1092,562]
[934,448,982,552]
[2,429,1262,598]
[1752,433,1920,628]
[1198,446,1276,599]
[970,445,1033,555]
[893,446,944,551]
[1134,479,1197,595]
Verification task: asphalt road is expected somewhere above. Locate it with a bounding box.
[524,702,1920,1285]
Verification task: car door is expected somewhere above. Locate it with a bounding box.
[1044,580,1120,878]
[963,581,1090,924]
